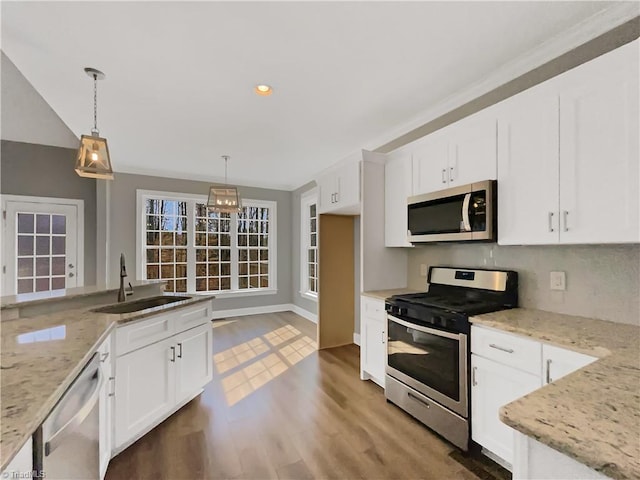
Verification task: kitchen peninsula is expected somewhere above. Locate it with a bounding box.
[0,282,214,475]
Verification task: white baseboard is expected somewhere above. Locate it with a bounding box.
[290,304,318,324]
[211,303,318,323]
[353,333,361,346]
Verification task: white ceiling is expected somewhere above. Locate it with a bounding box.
[0,1,632,190]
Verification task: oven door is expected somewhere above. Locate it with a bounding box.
[386,315,468,417]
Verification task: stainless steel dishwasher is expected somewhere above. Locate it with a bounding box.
[34,352,103,479]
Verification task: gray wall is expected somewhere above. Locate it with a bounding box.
[0,140,97,286]
[1,52,78,148]
[105,172,292,311]
[407,244,640,326]
[291,181,318,315]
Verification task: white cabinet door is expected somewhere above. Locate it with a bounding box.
[98,335,113,480]
[497,84,560,245]
[449,112,497,187]
[385,149,413,247]
[542,344,597,385]
[558,40,639,244]
[412,130,450,195]
[471,354,541,466]
[114,337,175,448]
[174,323,213,405]
[317,171,337,214]
[335,160,360,211]
[1,437,32,477]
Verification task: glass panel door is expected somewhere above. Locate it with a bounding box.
[3,198,80,295]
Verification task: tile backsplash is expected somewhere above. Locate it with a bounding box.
[407,244,640,326]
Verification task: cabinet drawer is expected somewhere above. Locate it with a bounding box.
[116,314,173,356]
[173,301,212,334]
[471,325,541,375]
[361,296,385,322]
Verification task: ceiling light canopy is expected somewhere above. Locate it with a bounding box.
[207,155,242,214]
[254,84,273,96]
[75,67,114,180]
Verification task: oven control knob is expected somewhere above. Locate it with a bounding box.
[398,307,408,316]
[433,316,442,325]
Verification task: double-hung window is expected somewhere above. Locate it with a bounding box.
[300,189,318,300]
[138,190,276,295]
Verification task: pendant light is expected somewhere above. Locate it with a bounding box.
[75,67,114,179]
[207,155,242,213]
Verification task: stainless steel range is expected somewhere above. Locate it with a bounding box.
[385,266,518,451]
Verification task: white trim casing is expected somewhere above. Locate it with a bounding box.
[353,333,361,346]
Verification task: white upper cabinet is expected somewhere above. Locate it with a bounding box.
[317,154,361,215]
[558,40,639,244]
[412,128,450,194]
[384,146,413,247]
[497,83,560,245]
[498,39,639,245]
[448,110,498,187]
[412,110,497,196]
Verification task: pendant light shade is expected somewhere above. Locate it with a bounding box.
[207,156,242,213]
[75,68,114,180]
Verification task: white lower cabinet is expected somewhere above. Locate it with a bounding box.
[542,343,597,385]
[113,301,213,452]
[360,296,386,387]
[174,323,213,405]
[471,354,541,466]
[98,334,113,480]
[114,337,175,448]
[1,437,32,478]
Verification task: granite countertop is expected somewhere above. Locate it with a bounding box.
[362,288,421,300]
[471,308,640,480]
[0,294,214,471]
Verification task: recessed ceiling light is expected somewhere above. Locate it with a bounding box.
[254,84,273,96]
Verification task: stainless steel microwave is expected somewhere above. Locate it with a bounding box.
[407,180,496,243]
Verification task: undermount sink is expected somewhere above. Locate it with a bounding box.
[92,295,192,314]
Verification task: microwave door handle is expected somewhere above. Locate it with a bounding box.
[462,193,472,232]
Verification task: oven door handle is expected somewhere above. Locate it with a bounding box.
[388,315,462,340]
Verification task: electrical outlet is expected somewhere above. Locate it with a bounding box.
[550,271,566,291]
[419,264,428,277]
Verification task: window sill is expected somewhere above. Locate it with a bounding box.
[191,288,278,299]
[300,291,318,302]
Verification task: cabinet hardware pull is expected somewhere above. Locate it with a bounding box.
[548,212,555,232]
[441,169,447,184]
[381,331,385,344]
[408,391,430,408]
[170,346,176,362]
[563,211,569,232]
[489,343,514,354]
[472,366,478,386]
[449,166,454,182]
[177,343,183,358]
[108,376,115,397]
[546,359,552,384]
[100,352,109,362]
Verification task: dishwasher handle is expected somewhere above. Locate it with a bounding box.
[44,364,103,456]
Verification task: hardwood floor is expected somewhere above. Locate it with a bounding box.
[106,312,483,480]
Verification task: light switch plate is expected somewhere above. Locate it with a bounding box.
[419,264,428,277]
[550,271,566,291]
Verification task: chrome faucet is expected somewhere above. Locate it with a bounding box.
[117,253,133,302]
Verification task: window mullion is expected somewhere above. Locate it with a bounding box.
[186,199,196,294]
[230,212,239,290]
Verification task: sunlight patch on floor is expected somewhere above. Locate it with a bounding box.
[214,324,316,406]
